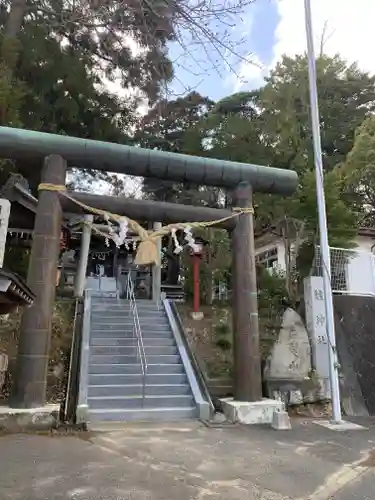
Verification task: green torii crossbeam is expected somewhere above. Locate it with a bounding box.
[0,126,297,195]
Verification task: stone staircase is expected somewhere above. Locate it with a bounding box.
[87,296,198,422]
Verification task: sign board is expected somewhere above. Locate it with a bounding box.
[304,276,330,380]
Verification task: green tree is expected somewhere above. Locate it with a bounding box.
[260,54,375,174]
[340,115,375,227]
[184,91,272,170]
[0,0,26,126]
[0,0,255,191]
[253,55,367,281]
[286,169,357,282]
[136,92,218,205]
[1,0,175,108]
[203,56,369,248]
[187,56,375,187]
[178,56,363,298]
[0,0,175,188]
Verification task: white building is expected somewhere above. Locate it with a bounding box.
[255,224,375,297]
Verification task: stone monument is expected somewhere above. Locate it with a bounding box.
[264,307,316,406]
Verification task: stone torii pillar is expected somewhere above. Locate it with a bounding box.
[152,221,162,303]
[74,214,93,297]
[222,181,283,423]
[12,155,66,408]
[231,181,262,402]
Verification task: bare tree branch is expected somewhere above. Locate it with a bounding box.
[24,0,258,98]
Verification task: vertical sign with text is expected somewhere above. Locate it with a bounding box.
[304,276,330,380]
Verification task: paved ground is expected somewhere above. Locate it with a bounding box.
[1,418,375,499]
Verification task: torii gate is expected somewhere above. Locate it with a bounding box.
[0,126,298,409]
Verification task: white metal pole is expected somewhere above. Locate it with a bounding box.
[303,0,342,423]
[0,199,10,268]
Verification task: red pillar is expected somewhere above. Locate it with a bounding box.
[192,254,200,313]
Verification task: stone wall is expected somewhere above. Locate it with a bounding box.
[334,295,375,416]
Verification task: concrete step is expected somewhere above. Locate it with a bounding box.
[89,363,184,375]
[92,305,162,312]
[89,354,181,365]
[91,318,169,327]
[88,373,188,385]
[91,303,164,311]
[88,384,191,397]
[91,308,165,314]
[91,294,122,303]
[90,292,118,299]
[91,297,164,311]
[88,394,195,409]
[90,345,178,356]
[90,327,171,335]
[90,329,173,338]
[92,298,157,302]
[91,313,168,321]
[88,407,197,422]
[90,330,171,339]
[90,337,175,347]
[90,321,170,330]
[91,302,163,308]
[91,321,170,330]
[91,298,154,303]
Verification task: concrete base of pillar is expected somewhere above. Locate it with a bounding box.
[220,398,284,425]
[191,311,204,320]
[313,420,367,431]
[271,409,292,430]
[0,404,60,432]
[76,404,89,424]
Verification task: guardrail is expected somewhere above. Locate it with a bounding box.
[76,288,92,423]
[125,272,148,405]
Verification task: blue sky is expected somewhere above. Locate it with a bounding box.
[105,0,375,112]
[168,1,279,101]
[166,0,375,103]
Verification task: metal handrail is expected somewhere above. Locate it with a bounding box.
[125,272,148,405]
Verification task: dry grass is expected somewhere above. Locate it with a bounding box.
[0,300,75,404]
[177,303,233,379]
[288,402,332,419]
[176,302,282,379]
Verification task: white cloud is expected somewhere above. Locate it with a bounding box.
[229,53,269,92]
[273,0,375,74]
[225,4,270,92]
[230,0,375,93]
